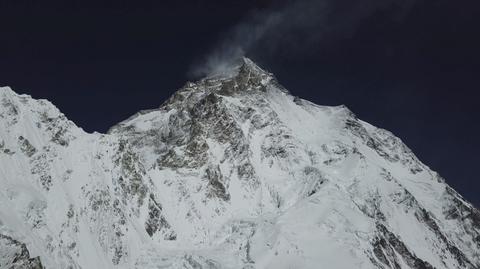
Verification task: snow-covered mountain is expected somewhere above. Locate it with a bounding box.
[0,58,479,269]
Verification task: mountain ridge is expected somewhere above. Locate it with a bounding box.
[0,59,479,269]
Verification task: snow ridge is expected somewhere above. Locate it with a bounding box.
[0,59,479,269]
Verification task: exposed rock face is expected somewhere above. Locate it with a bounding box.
[0,234,43,268]
[0,58,479,268]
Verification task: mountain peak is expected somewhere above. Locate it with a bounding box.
[198,57,279,96]
[108,58,283,134]
[2,63,480,268]
[0,86,16,98]
[203,57,272,81]
[239,57,269,74]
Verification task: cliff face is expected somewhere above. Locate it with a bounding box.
[0,58,479,269]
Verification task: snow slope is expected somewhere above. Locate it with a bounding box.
[0,58,479,268]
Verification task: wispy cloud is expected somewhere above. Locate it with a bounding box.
[189,0,414,78]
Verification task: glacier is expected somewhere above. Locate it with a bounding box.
[0,58,479,268]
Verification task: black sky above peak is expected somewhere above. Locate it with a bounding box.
[0,0,479,206]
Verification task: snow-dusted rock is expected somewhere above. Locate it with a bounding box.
[0,58,479,268]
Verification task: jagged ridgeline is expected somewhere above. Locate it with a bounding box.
[0,58,479,268]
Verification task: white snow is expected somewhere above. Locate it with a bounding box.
[0,60,479,269]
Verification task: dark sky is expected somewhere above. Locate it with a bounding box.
[0,0,479,206]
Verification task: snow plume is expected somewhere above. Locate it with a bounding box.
[189,0,414,78]
[189,9,283,78]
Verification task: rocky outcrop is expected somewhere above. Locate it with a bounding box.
[0,234,43,269]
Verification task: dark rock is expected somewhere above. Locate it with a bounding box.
[18,136,37,157]
[145,194,177,240]
[205,166,230,201]
[373,224,434,269]
[0,234,44,269]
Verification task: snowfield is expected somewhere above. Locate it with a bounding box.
[0,58,479,269]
